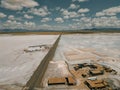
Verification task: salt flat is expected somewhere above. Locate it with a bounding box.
[0,35,58,89]
[53,33,120,79]
[0,33,120,90]
[43,33,120,89]
[54,33,120,60]
[54,33,120,73]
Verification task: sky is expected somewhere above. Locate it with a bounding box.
[0,0,120,30]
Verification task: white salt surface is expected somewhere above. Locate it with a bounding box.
[0,33,120,89]
[54,33,120,74]
[0,35,58,86]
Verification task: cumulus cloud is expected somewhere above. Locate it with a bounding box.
[36,24,52,30]
[24,14,33,19]
[70,17,92,29]
[3,20,36,30]
[24,21,35,27]
[69,4,80,9]
[55,7,61,11]
[71,15,120,29]
[38,16,120,30]
[78,0,88,2]
[96,12,105,17]
[35,24,69,30]
[72,0,76,2]
[8,15,14,20]
[80,17,91,22]
[3,20,23,29]
[2,16,120,30]
[61,9,79,19]
[54,17,64,23]
[69,22,92,29]
[28,6,50,17]
[0,12,7,18]
[61,8,88,20]
[92,16,120,28]
[78,8,89,13]
[61,9,69,16]
[72,19,80,22]
[41,17,52,22]
[72,0,88,2]
[1,0,39,10]
[72,16,89,22]
[96,6,120,17]
[8,15,22,21]
[69,11,79,18]
[63,15,69,19]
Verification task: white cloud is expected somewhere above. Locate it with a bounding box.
[24,14,33,19]
[78,8,89,13]
[28,6,50,17]
[78,0,88,2]
[61,9,69,16]
[1,0,39,10]
[72,19,80,22]
[70,17,92,29]
[92,16,120,28]
[96,12,105,17]
[8,15,14,20]
[41,17,52,22]
[69,4,80,9]
[96,6,120,17]
[72,16,120,29]
[0,12,7,18]
[35,24,69,30]
[37,24,52,30]
[61,9,79,19]
[70,22,92,29]
[63,15,69,19]
[2,16,120,30]
[80,17,91,23]
[72,16,91,22]
[8,15,22,21]
[24,21,35,27]
[56,7,61,10]
[72,0,76,2]
[71,15,120,29]
[3,20,23,29]
[3,20,36,30]
[54,17,64,23]
[72,0,88,2]
[69,11,79,18]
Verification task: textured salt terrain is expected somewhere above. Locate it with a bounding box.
[55,33,120,57]
[0,35,58,89]
[43,33,120,89]
[0,33,120,90]
[53,33,120,74]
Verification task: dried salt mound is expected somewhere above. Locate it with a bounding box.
[49,61,71,77]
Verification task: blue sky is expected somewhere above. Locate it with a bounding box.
[0,0,120,30]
